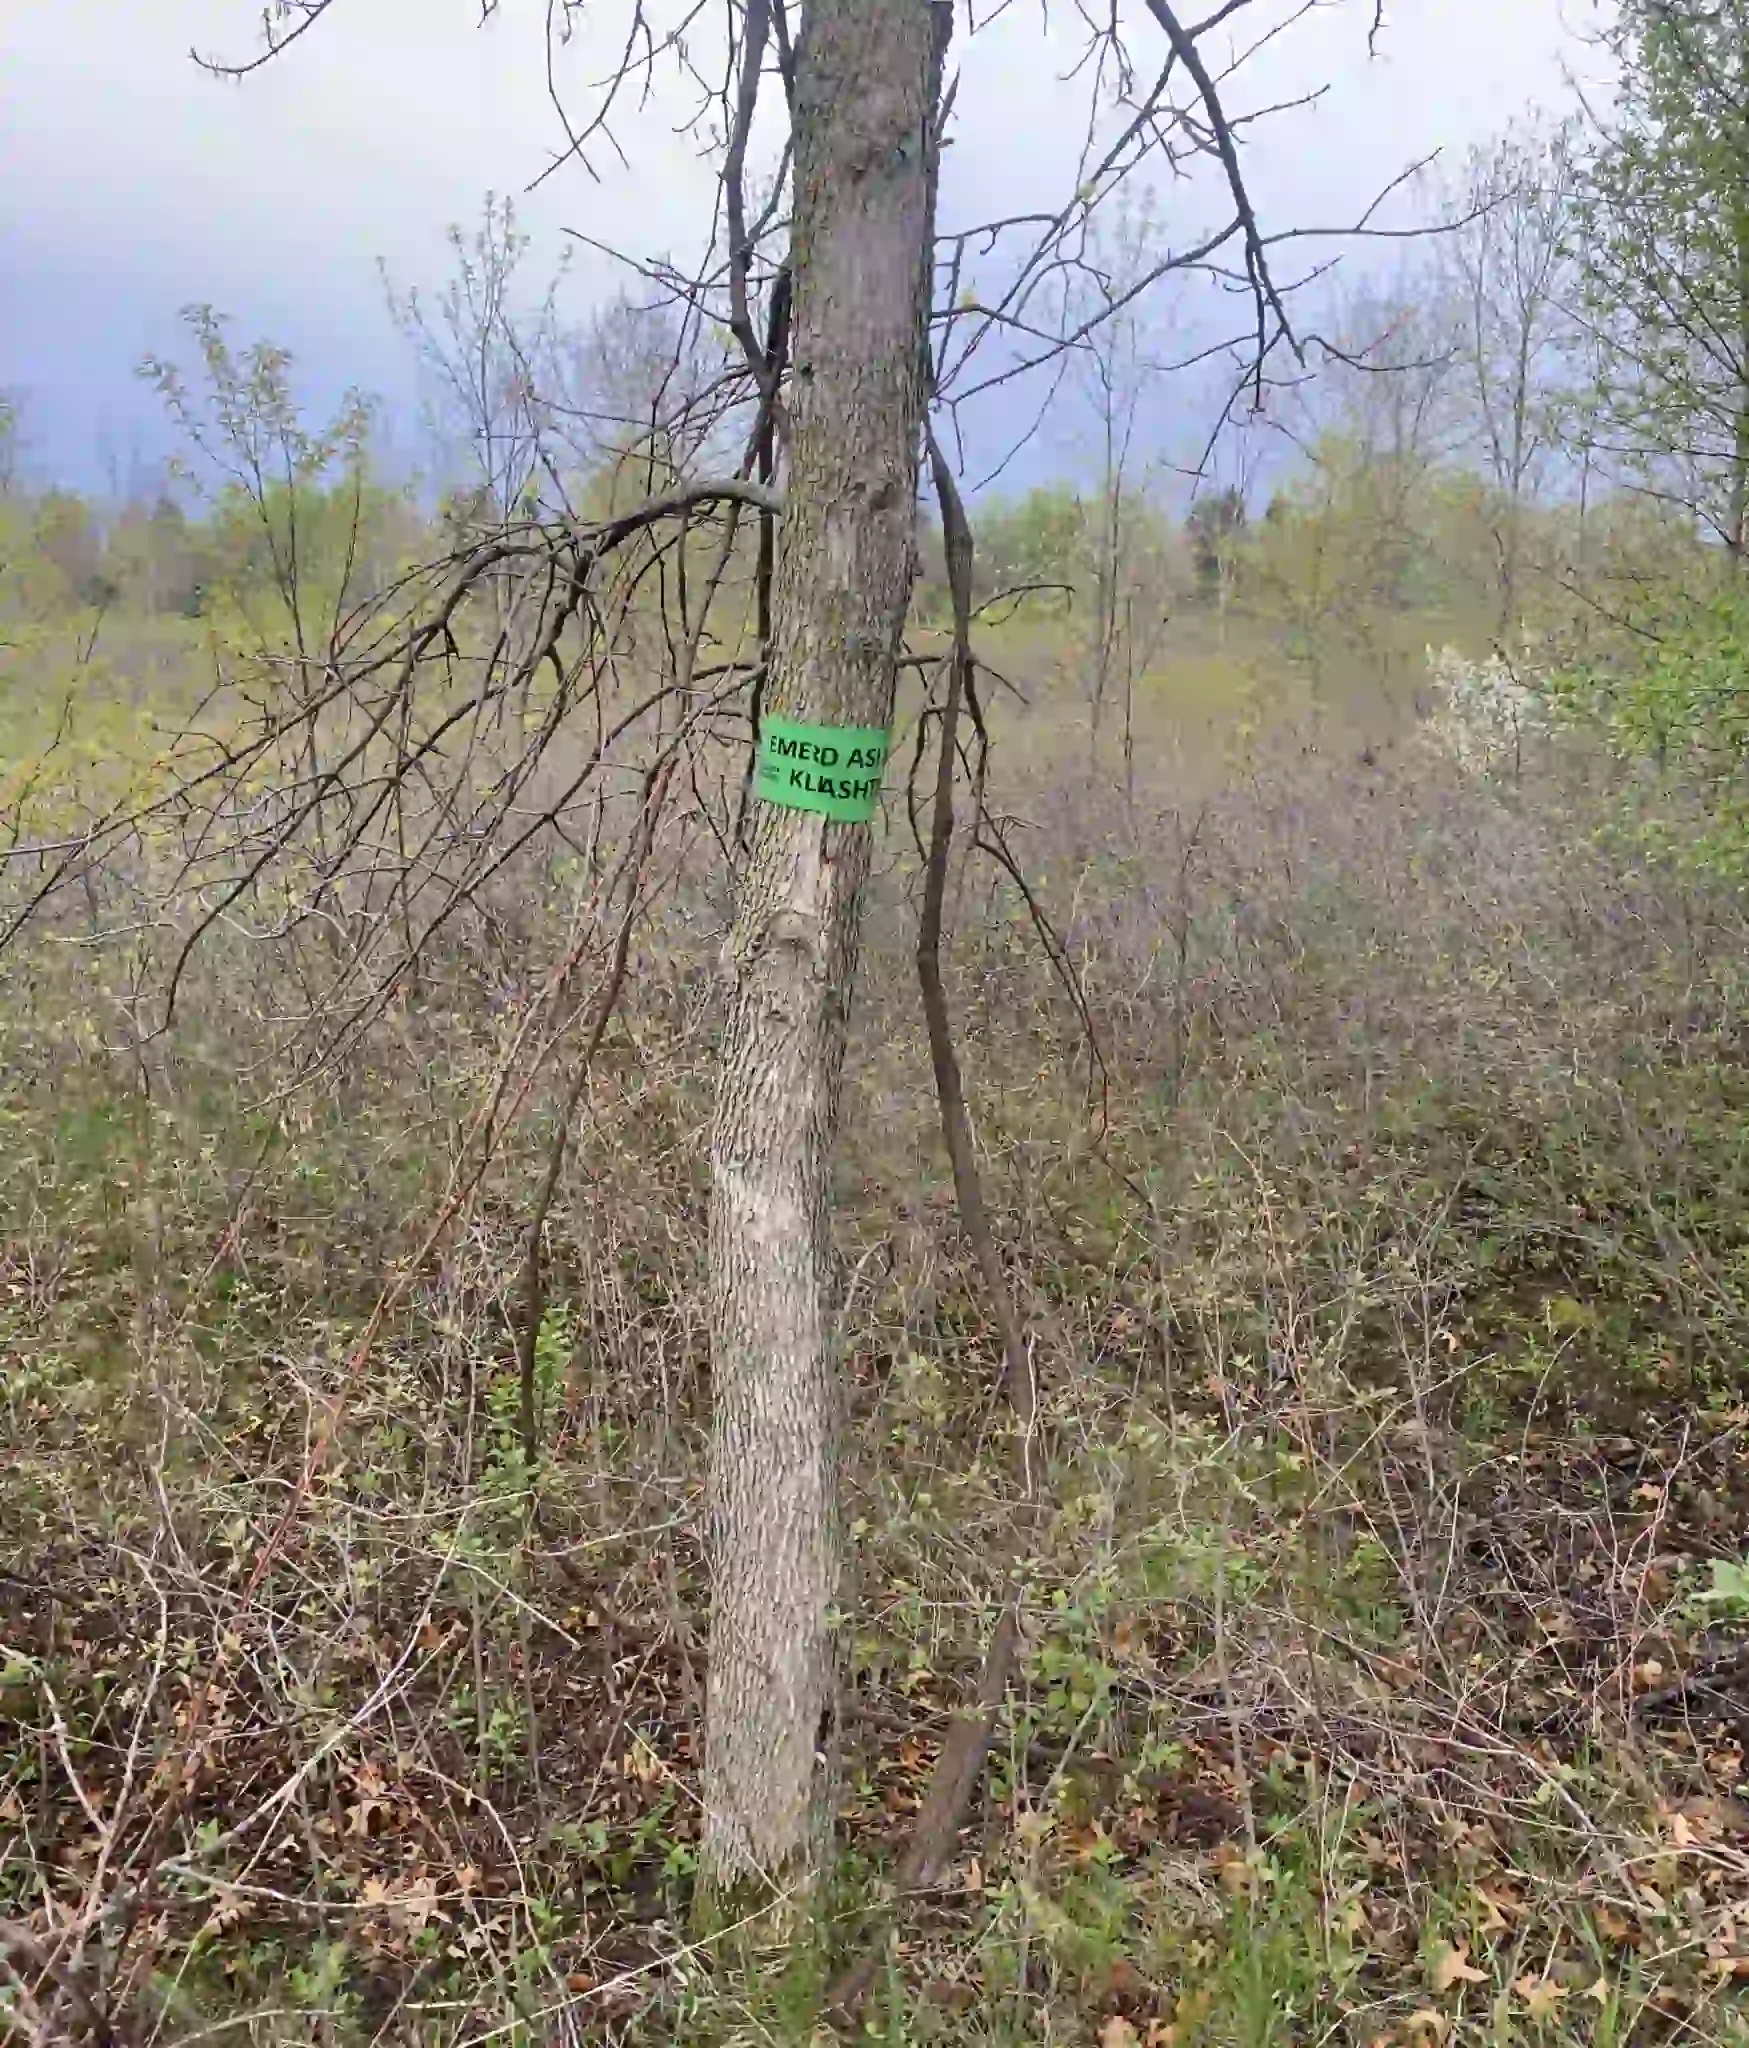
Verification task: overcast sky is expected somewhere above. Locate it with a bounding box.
[1,0,1606,492]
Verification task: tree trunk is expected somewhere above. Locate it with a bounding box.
[702,0,945,1907]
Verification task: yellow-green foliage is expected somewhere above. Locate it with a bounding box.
[0,614,214,831]
[1242,436,1501,703]
[197,473,426,649]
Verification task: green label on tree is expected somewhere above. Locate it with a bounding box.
[755,716,891,823]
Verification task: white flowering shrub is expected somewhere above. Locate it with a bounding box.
[1422,644,1548,775]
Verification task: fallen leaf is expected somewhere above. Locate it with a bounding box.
[621,1742,664,1785]
[1677,1796,1737,1842]
[1072,1822,1113,1866]
[1103,1958,1142,1999]
[1404,2011,1450,2040]
[1514,1976,1567,2023]
[345,1798,389,1839]
[1647,1984,1697,2019]
[1585,1976,1612,2006]
[1473,1888,1510,1936]
[1430,1941,1487,1993]
[389,1873,442,1933]
[1595,1905,1635,1945]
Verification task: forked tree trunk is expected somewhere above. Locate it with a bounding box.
[702,0,945,1904]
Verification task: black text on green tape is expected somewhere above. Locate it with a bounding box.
[755,716,890,823]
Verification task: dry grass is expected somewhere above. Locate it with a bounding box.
[3,649,1749,2044]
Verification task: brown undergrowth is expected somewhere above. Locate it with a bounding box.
[4,722,1749,2043]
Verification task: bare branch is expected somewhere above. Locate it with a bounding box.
[1141,0,1302,376]
[723,0,775,378]
[192,0,344,77]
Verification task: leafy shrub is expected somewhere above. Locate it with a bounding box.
[1548,578,1749,873]
[1424,643,1549,773]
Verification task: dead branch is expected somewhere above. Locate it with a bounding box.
[191,0,343,77]
[826,427,1040,2031]
[1141,0,1301,380]
[0,1919,119,2046]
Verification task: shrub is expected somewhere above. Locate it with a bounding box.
[1548,578,1749,875]
[1422,643,1549,775]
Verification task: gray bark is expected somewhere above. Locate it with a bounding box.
[702,0,945,1903]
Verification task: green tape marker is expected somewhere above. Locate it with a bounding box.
[755,715,891,823]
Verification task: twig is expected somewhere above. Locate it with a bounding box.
[1141,0,1301,383]
[513,757,674,1465]
[0,1919,118,2048]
